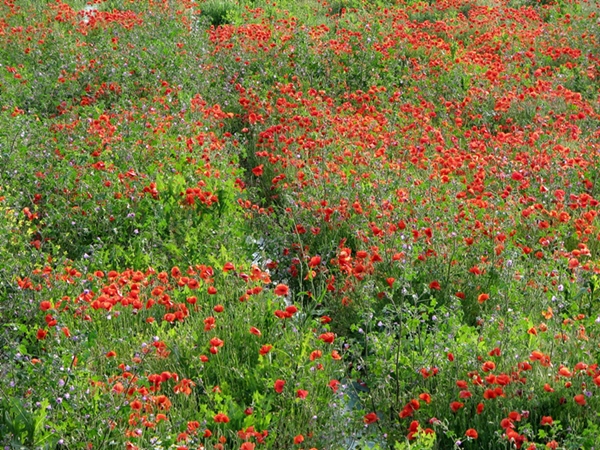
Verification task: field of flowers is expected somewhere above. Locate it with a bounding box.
[1,0,599,448]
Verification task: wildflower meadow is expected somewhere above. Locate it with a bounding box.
[1,0,599,448]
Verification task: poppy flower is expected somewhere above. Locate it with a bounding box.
[210,337,224,347]
[204,316,216,331]
[310,350,322,361]
[465,428,478,439]
[478,293,489,304]
[207,286,217,295]
[328,379,340,393]
[274,284,289,296]
[459,390,472,399]
[482,361,496,372]
[36,329,48,340]
[250,327,262,336]
[450,401,464,412]
[319,332,335,344]
[429,281,441,290]
[308,256,321,267]
[540,416,553,426]
[364,412,378,424]
[574,394,586,406]
[488,347,501,356]
[213,413,229,423]
[419,393,431,404]
[240,443,255,450]
[259,345,272,355]
[163,313,176,323]
[293,434,304,444]
[130,399,142,410]
[296,389,308,399]
[274,379,285,393]
[252,165,264,176]
[40,301,52,311]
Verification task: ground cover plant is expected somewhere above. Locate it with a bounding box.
[1,0,599,448]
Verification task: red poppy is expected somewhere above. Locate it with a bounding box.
[429,281,441,290]
[450,401,464,412]
[293,434,304,444]
[310,350,322,361]
[36,329,48,340]
[540,416,553,426]
[296,389,308,399]
[482,361,496,372]
[574,394,586,406]
[209,337,224,347]
[328,379,340,393]
[130,399,142,410]
[465,428,478,439]
[214,413,229,423]
[488,347,501,357]
[308,256,321,267]
[274,284,289,296]
[364,412,378,424]
[250,327,261,336]
[259,345,272,355]
[419,393,431,404]
[40,301,52,311]
[204,316,216,331]
[274,379,285,393]
[478,293,489,304]
[319,332,335,344]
